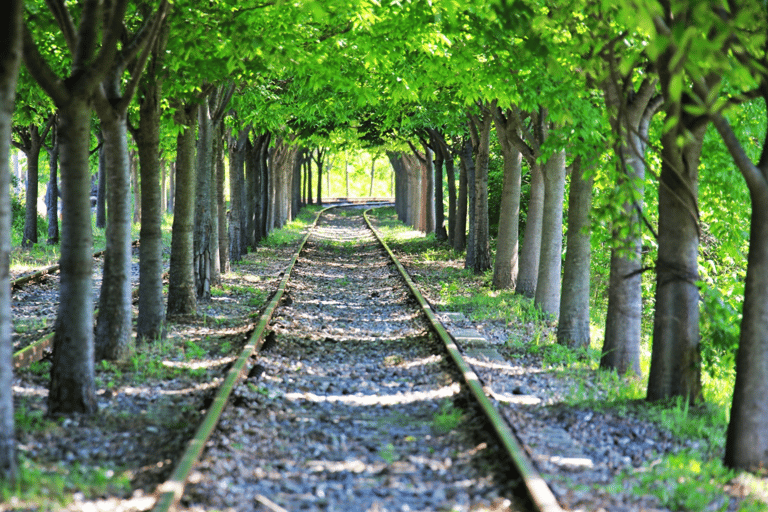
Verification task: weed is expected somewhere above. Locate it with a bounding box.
[184,339,207,360]
[14,406,49,433]
[432,399,464,434]
[378,443,397,464]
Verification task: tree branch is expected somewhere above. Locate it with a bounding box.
[44,0,77,54]
[21,22,68,106]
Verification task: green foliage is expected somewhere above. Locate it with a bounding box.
[431,400,464,434]
[0,456,131,506]
[10,191,49,247]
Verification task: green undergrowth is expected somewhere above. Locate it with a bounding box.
[0,456,132,509]
[261,205,322,248]
[369,206,766,511]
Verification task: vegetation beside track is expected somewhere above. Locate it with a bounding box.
[368,206,768,512]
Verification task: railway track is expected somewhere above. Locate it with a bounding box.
[154,206,561,512]
[11,241,142,367]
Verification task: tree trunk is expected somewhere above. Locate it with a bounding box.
[558,157,593,348]
[194,98,214,301]
[370,156,376,197]
[517,164,544,298]
[423,145,435,234]
[135,51,166,343]
[646,124,704,402]
[492,109,523,290]
[167,104,198,316]
[534,148,566,317]
[94,108,133,361]
[461,138,475,262]
[0,0,22,481]
[432,142,448,241]
[49,99,97,415]
[168,160,175,213]
[215,121,227,275]
[95,130,106,229]
[45,122,60,245]
[257,133,270,241]
[454,141,468,252]
[229,127,247,263]
[315,149,323,206]
[21,125,42,247]
[131,150,140,224]
[470,110,492,273]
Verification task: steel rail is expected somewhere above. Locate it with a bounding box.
[152,206,330,512]
[363,208,564,512]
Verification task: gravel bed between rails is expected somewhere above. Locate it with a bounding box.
[181,210,524,512]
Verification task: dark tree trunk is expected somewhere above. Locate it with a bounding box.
[135,31,168,343]
[131,150,140,224]
[491,108,523,290]
[257,133,271,241]
[454,141,468,252]
[429,129,456,244]
[647,121,705,402]
[558,157,593,348]
[95,130,107,229]
[49,99,98,415]
[422,145,435,234]
[45,120,60,245]
[229,127,248,263]
[430,138,448,240]
[460,138,474,261]
[315,148,324,206]
[194,97,214,301]
[21,125,42,247]
[215,120,227,275]
[168,160,175,213]
[167,104,198,316]
[646,44,705,402]
[468,109,492,273]
[0,0,22,482]
[709,87,768,472]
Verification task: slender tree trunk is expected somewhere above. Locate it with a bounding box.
[167,104,198,316]
[21,126,42,247]
[316,149,323,206]
[492,109,523,290]
[424,145,435,234]
[470,110,492,273]
[461,138,475,263]
[215,121,228,275]
[49,98,97,415]
[0,0,22,481]
[194,98,214,301]
[46,123,60,245]
[229,128,247,263]
[370,156,376,197]
[135,49,166,343]
[558,157,593,348]
[245,135,256,250]
[534,148,566,317]
[131,150,140,224]
[454,142,468,252]
[432,143,448,241]
[168,160,175,213]
[258,134,270,241]
[95,131,107,229]
[94,106,133,361]
[517,164,544,298]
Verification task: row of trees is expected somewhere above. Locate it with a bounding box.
[1,0,767,485]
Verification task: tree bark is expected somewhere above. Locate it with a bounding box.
[454,140,468,252]
[461,138,475,262]
[167,104,198,316]
[558,157,593,348]
[646,43,705,402]
[194,97,214,301]
[600,77,660,375]
[0,0,22,482]
[492,108,523,290]
[468,108,493,273]
[45,118,60,245]
[135,28,168,343]
[49,98,98,414]
[95,130,107,229]
[315,148,324,206]
[709,88,768,472]
[229,127,248,263]
[534,148,566,317]
[517,165,544,298]
[94,96,133,361]
[12,122,50,247]
[215,120,227,275]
